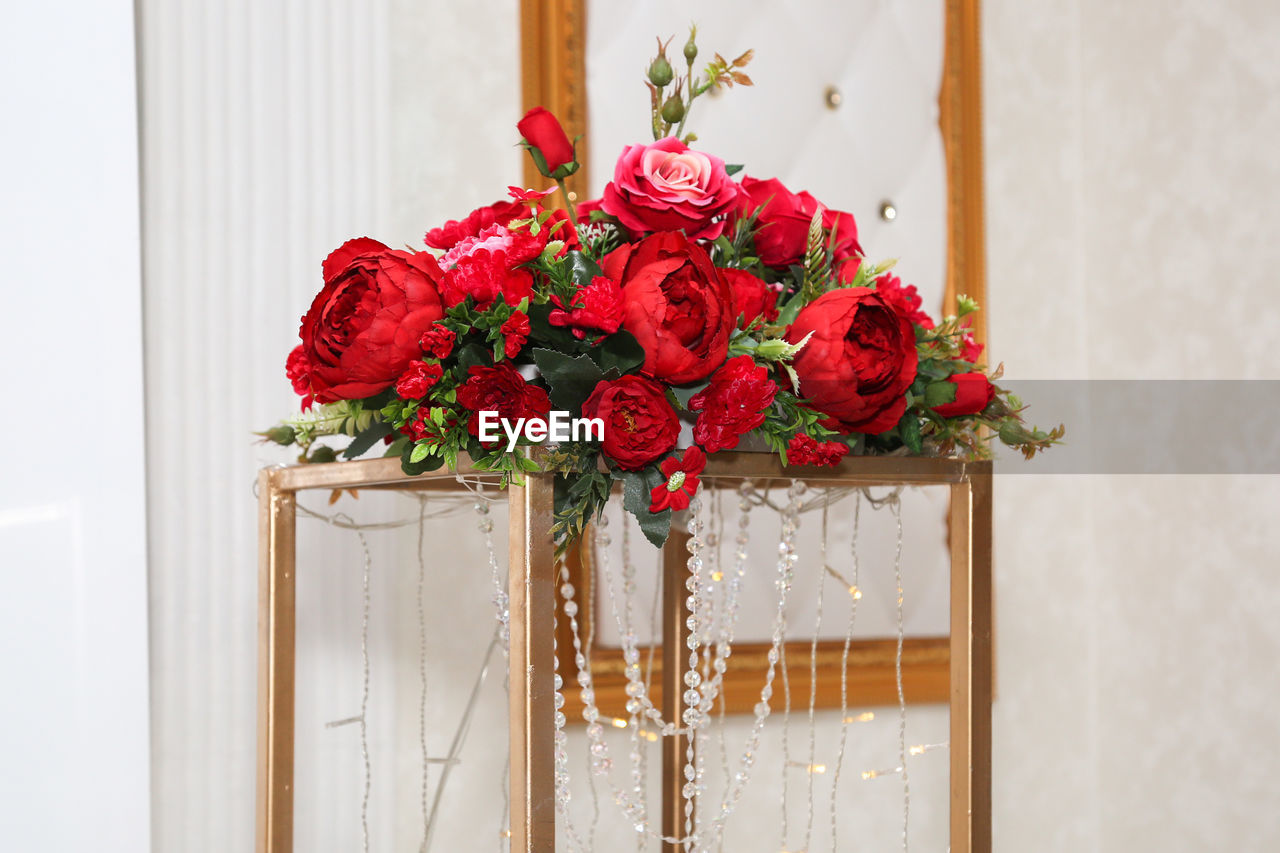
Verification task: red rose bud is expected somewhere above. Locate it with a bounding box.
[395,361,444,399]
[603,232,733,384]
[581,375,680,471]
[931,373,995,418]
[500,311,531,359]
[517,107,578,178]
[785,287,917,435]
[649,446,707,513]
[300,238,446,403]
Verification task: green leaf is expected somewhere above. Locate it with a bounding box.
[383,435,410,458]
[456,341,492,374]
[725,163,744,176]
[567,251,605,289]
[669,381,709,410]
[899,413,923,454]
[526,301,582,351]
[531,348,606,411]
[343,420,393,459]
[619,467,672,549]
[923,380,958,409]
[591,330,646,375]
[409,443,430,464]
[401,440,445,475]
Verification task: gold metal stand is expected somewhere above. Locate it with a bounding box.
[255,453,992,852]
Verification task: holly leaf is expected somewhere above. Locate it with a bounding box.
[619,467,671,549]
[343,419,393,459]
[591,329,646,375]
[532,348,606,411]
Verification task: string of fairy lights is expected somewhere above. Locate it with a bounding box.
[296,477,948,851]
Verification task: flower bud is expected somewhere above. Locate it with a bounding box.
[660,95,685,124]
[257,425,296,445]
[683,27,698,64]
[647,54,673,87]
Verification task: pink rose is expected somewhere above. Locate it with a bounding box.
[601,137,743,240]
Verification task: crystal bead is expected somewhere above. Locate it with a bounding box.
[683,782,697,799]
[625,663,641,680]
[767,648,779,664]
[754,701,769,718]
[597,533,611,547]
[684,670,701,687]
[625,681,644,698]
[580,689,594,705]
[560,583,574,599]
[563,600,578,617]
[625,699,642,714]
[684,764,696,781]
[577,670,591,687]
[592,757,612,775]
[554,693,565,709]
[554,711,566,728]
[590,741,608,757]
[682,708,701,726]
[583,707,599,722]
[476,518,493,533]
[586,723,603,739]
[683,689,700,707]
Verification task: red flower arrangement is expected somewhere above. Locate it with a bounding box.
[266,31,1061,548]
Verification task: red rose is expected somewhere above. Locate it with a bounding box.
[419,323,456,360]
[649,446,706,513]
[500,311,531,359]
[395,361,443,399]
[689,355,777,452]
[874,273,935,330]
[722,267,779,326]
[424,200,524,251]
[548,275,624,340]
[298,237,446,403]
[581,375,680,470]
[455,363,551,439]
[518,107,576,174]
[786,433,850,467]
[601,137,743,240]
[603,231,733,384]
[785,288,918,434]
[439,224,541,309]
[735,176,861,276]
[931,372,994,418]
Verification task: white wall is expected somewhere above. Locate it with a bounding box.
[0,1,151,850]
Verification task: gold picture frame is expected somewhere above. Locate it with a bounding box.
[521,0,990,713]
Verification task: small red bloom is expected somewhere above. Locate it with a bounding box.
[419,323,456,360]
[439,224,543,309]
[959,330,984,363]
[508,185,558,203]
[424,200,524,251]
[874,273,935,330]
[649,446,707,513]
[455,363,551,441]
[688,356,777,452]
[548,276,625,340]
[501,311,531,359]
[285,345,314,409]
[786,433,850,467]
[395,360,443,399]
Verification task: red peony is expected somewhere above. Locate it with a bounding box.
[518,107,576,173]
[455,363,551,440]
[786,433,850,467]
[395,361,443,399]
[297,237,446,403]
[874,273,934,330]
[931,372,994,418]
[548,275,625,340]
[601,137,743,241]
[688,355,777,452]
[424,200,524,251]
[581,375,680,470]
[649,446,706,513]
[602,231,733,384]
[418,323,456,360]
[722,267,779,326]
[735,176,861,277]
[785,287,918,434]
[500,311,531,359]
[439,224,542,309]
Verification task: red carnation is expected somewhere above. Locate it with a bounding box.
[603,231,733,384]
[548,275,625,340]
[931,373,995,418]
[785,287,918,434]
[722,267,779,326]
[500,311,531,359]
[786,433,850,467]
[874,273,935,330]
[581,375,680,470]
[297,238,446,403]
[439,224,542,309]
[419,323,456,360]
[455,363,551,441]
[649,446,706,513]
[959,328,984,363]
[424,200,524,251]
[395,361,443,399]
[688,356,777,452]
[285,345,314,409]
[734,176,861,277]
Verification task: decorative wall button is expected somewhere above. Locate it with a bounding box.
[879,200,898,222]
[824,85,842,109]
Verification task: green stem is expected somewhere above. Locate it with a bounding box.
[556,178,578,226]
